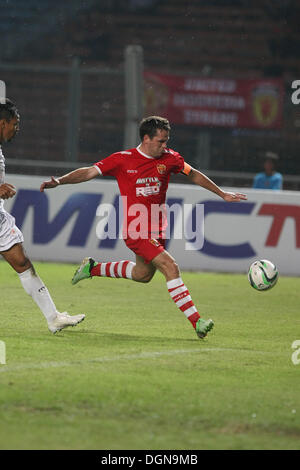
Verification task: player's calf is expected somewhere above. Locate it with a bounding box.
[131,265,156,283]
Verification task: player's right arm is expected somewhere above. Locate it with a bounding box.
[40,166,99,192]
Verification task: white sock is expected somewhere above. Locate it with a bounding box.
[18,268,58,323]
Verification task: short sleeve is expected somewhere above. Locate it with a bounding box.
[94,153,121,177]
[169,151,185,174]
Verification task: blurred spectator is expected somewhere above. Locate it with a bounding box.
[253,151,283,190]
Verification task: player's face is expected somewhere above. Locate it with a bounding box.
[0,116,20,143]
[145,129,169,157]
[264,159,274,175]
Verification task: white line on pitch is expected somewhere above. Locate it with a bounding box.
[0,347,281,374]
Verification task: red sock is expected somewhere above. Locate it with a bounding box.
[167,277,200,328]
[91,260,135,279]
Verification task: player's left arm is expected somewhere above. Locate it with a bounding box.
[0,182,16,199]
[182,164,247,202]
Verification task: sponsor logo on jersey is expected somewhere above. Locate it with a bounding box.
[136,176,161,196]
[136,177,159,184]
[157,164,166,174]
[127,169,138,173]
[136,184,161,197]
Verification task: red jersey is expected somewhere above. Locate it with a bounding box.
[94,145,185,237]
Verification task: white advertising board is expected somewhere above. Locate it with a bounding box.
[3,174,299,276]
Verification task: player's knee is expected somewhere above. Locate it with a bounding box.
[16,256,32,273]
[158,258,179,279]
[170,261,180,278]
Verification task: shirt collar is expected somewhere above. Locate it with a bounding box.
[136,144,155,159]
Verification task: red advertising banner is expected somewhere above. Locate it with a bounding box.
[144,71,284,129]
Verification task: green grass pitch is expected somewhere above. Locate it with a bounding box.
[0,260,299,450]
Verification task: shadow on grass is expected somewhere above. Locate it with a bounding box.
[61,329,200,344]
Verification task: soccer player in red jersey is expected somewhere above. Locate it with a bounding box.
[40,116,247,338]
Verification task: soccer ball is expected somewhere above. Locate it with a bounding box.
[248,259,278,291]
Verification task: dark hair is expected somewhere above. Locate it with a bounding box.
[0,98,19,122]
[265,151,279,161]
[139,116,171,140]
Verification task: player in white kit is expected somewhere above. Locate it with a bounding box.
[0,98,85,333]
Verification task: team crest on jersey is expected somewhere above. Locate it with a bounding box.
[157,164,166,175]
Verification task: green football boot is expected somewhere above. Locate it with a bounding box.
[72,257,96,285]
[196,318,214,339]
